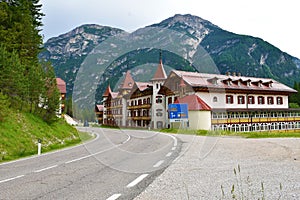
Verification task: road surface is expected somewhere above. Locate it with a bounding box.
[0,127,180,200]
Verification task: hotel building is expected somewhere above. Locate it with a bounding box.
[99,56,300,132]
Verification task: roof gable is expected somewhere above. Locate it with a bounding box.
[103,84,112,97]
[56,78,66,94]
[120,71,134,89]
[151,59,167,81]
[175,94,211,111]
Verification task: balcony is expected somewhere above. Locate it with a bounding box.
[127,104,151,110]
[128,116,151,121]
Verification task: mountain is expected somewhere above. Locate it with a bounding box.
[39,24,125,97]
[150,14,300,85]
[39,14,300,114]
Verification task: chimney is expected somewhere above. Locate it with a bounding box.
[226,72,231,76]
[232,72,236,76]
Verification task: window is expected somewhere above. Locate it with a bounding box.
[267,97,274,105]
[237,96,245,104]
[143,99,146,104]
[258,96,265,104]
[168,97,172,105]
[247,96,255,104]
[156,96,163,103]
[277,97,283,105]
[226,95,234,104]
[213,96,218,102]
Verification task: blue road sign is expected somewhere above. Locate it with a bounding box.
[168,104,188,120]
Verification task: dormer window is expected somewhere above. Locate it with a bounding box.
[258,82,262,87]
[208,77,219,85]
[233,79,242,86]
[263,81,273,88]
[223,78,232,86]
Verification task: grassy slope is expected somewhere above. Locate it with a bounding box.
[0,108,83,162]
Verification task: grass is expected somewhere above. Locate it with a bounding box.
[160,128,300,138]
[0,108,92,163]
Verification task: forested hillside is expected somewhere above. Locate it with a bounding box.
[0,0,80,162]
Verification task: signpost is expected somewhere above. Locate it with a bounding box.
[38,139,42,155]
[168,103,189,128]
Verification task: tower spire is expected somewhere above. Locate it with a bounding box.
[159,49,162,62]
[151,49,167,81]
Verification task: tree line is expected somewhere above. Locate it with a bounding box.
[0,0,60,123]
[290,82,300,108]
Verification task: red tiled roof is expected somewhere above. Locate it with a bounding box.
[136,82,151,91]
[151,59,167,81]
[96,105,104,111]
[172,70,297,93]
[103,84,112,97]
[121,71,134,89]
[56,78,66,94]
[111,92,118,99]
[175,94,211,111]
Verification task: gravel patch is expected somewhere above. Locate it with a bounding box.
[135,135,300,200]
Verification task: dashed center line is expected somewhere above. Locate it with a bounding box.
[0,175,25,184]
[127,174,149,188]
[172,146,176,151]
[65,155,91,164]
[34,165,58,173]
[166,152,173,157]
[106,193,121,200]
[153,160,164,168]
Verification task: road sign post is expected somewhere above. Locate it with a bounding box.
[168,103,189,129]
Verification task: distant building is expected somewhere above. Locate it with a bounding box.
[95,105,104,124]
[56,78,66,115]
[98,54,300,132]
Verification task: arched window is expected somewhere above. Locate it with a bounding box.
[213,96,218,102]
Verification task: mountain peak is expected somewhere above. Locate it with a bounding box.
[151,13,219,30]
[46,24,123,44]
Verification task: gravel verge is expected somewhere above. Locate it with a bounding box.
[135,134,300,199]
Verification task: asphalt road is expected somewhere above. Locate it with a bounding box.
[0,127,180,200]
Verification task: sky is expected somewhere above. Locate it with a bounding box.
[40,0,300,58]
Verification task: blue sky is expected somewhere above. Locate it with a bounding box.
[40,0,300,58]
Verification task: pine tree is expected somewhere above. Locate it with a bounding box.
[0,1,60,122]
[39,61,60,123]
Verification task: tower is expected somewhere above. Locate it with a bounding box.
[150,51,167,129]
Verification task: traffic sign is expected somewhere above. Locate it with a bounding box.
[168,103,188,122]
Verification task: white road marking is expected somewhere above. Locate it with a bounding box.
[34,165,58,173]
[65,131,131,164]
[126,174,149,188]
[65,155,92,164]
[172,147,176,151]
[106,193,121,200]
[153,160,164,168]
[166,152,173,157]
[174,138,178,147]
[0,175,25,184]
[122,134,131,144]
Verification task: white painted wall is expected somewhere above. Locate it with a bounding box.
[196,92,289,109]
[188,111,211,130]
